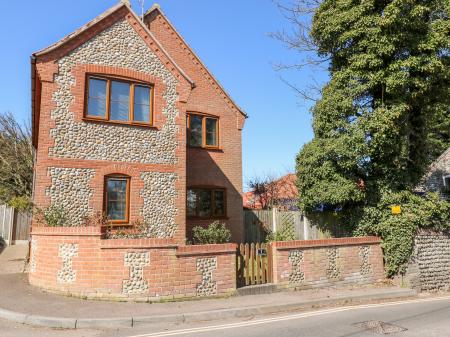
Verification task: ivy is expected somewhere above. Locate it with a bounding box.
[352,192,450,277]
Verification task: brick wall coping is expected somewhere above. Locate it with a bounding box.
[100,238,178,249]
[273,236,381,250]
[31,226,103,236]
[176,243,237,256]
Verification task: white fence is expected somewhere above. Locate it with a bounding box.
[0,205,31,245]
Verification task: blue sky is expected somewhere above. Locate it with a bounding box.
[0,0,326,188]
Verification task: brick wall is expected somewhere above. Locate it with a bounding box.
[29,227,236,300]
[272,237,384,289]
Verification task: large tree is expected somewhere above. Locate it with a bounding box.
[284,0,450,212]
[0,112,33,208]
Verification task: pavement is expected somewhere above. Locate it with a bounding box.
[0,272,417,329]
[0,244,419,331]
[0,243,28,274]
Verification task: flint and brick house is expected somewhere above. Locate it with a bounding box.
[31,1,247,243]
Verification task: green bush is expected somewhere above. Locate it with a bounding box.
[354,191,450,277]
[192,221,231,245]
[8,196,33,212]
[34,205,71,227]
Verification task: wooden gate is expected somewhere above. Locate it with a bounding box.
[236,242,273,287]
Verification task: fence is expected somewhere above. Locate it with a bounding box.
[244,209,348,243]
[0,205,31,245]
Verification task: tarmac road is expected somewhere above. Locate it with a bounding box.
[2,296,450,337]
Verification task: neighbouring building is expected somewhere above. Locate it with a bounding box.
[415,147,450,200]
[244,174,299,211]
[31,1,247,242]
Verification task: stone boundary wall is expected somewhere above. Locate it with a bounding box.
[272,237,384,289]
[404,230,450,292]
[29,227,236,300]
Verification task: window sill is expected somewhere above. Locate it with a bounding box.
[103,222,133,227]
[187,145,224,152]
[83,117,158,130]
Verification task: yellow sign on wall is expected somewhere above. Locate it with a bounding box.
[391,205,401,215]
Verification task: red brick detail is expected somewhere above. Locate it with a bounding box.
[145,13,245,241]
[35,61,59,83]
[271,237,385,289]
[29,229,236,300]
[176,243,237,256]
[31,226,103,236]
[273,236,381,250]
[70,64,168,129]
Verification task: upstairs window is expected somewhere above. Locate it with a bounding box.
[104,175,130,224]
[187,113,219,148]
[85,76,153,125]
[187,187,226,218]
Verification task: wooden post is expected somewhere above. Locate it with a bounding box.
[303,214,310,241]
[272,208,277,234]
[7,207,14,245]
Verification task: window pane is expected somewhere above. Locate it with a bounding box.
[187,189,197,217]
[205,118,217,146]
[198,190,211,217]
[189,115,203,147]
[213,190,225,216]
[87,78,107,117]
[106,178,128,221]
[87,98,106,118]
[133,86,151,123]
[89,78,107,99]
[134,86,150,105]
[110,81,130,121]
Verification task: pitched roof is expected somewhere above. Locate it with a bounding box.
[144,5,248,118]
[32,2,194,86]
[31,2,195,147]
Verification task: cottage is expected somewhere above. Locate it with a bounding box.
[31,1,247,242]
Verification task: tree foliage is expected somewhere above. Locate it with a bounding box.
[353,191,450,276]
[0,112,33,209]
[276,0,450,275]
[281,0,450,211]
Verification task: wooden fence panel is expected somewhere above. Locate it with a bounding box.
[13,211,31,242]
[244,209,345,242]
[0,205,31,244]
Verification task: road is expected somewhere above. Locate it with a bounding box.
[2,296,450,337]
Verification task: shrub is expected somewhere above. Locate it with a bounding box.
[34,205,71,227]
[354,191,450,277]
[8,196,33,212]
[81,211,109,227]
[192,221,231,245]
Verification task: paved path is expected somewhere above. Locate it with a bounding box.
[0,273,415,327]
[0,244,27,274]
